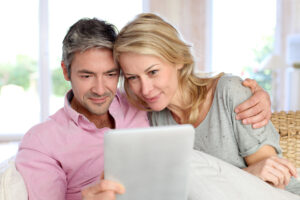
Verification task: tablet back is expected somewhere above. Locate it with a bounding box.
[104,124,195,200]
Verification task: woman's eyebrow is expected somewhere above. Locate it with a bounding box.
[144,64,159,72]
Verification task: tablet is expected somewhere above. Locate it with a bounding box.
[104,124,195,200]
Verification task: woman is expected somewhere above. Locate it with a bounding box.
[113,13,300,195]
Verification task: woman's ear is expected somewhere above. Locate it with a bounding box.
[176,63,184,70]
[61,61,70,81]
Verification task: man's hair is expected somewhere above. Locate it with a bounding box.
[62,18,118,78]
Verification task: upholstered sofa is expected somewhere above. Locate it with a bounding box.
[0,110,299,199]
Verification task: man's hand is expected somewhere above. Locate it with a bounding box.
[243,156,298,189]
[82,180,125,200]
[235,78,271,128]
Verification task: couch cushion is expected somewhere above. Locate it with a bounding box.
[0,156,28,200]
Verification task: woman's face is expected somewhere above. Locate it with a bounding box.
[119,52,182,111]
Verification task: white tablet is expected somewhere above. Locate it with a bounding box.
[104,124,195,200]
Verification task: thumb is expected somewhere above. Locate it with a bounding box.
[242,78,257,93]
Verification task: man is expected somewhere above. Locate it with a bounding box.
[16,18,271,200]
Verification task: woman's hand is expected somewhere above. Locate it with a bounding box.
[244,156,298,188]
[82,179,125,200]
[235,78,271,129]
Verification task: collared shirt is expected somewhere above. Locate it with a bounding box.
[15,90,149,200]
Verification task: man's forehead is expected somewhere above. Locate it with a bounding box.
[75,66,119,73]
[71,48,118,71]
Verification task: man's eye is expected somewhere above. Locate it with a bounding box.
[127,76,137,81]
[107,73,118,77]
[80,75,91,78]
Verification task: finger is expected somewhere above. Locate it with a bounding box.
[235,104,260,121]
[94,191,116,200]
[83,190,116,200]
[268,165,286,186]
[83,180,125,195]
[263,169,280,186]
[273,157,298,177]
[235,97,259,115]
[272,163,291,186]
[101,172,104,180]
[242,78,257,93]
[252,119,269,129]
[241,110,266,125]
[273,157,297,177]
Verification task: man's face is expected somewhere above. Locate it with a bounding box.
[63,48,119,115]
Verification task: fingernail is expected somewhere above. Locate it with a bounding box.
[236,115,240,120]
[242,119,247,124]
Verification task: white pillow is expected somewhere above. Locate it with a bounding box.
[0,157,28,200]
[188,150,300,200]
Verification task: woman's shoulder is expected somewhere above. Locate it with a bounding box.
[214,74,252,107]
[217,74,243,88]
[215,74,248,94]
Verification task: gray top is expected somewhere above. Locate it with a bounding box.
[149,75,300,194]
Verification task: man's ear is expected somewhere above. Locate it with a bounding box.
[61,61,70,81]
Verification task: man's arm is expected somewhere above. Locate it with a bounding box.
[15,133,67,200]
[235,78,271,129]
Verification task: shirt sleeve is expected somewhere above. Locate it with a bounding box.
[217,75,282,157]
[15,128,67,200]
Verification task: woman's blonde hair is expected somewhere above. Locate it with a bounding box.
[114,13,222,124]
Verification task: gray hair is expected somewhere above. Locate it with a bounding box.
[62,18,118,78]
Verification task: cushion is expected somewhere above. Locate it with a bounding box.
[188,150,300,200]
[0,157,28,200]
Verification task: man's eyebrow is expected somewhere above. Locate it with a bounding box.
[77,70,94,74]
[105,68,119,73]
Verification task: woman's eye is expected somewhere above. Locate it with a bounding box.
[149,70,158,75]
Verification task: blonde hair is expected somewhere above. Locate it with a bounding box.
[114,13,222,124]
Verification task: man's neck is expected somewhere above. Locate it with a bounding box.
[70,97,115,129]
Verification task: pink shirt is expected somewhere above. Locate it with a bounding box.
[16,90,149,200]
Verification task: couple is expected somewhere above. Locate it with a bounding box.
[16,13,300,200]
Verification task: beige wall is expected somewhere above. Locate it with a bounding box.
[143,0,209,72]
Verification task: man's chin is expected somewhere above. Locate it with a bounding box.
[87,107,109,116]
[85,99,113,115]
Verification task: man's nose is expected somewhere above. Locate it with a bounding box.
[92,77,105,95]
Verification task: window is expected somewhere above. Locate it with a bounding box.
[211,0,276,95]
[0,0,39,136]
[0,0,142,162]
